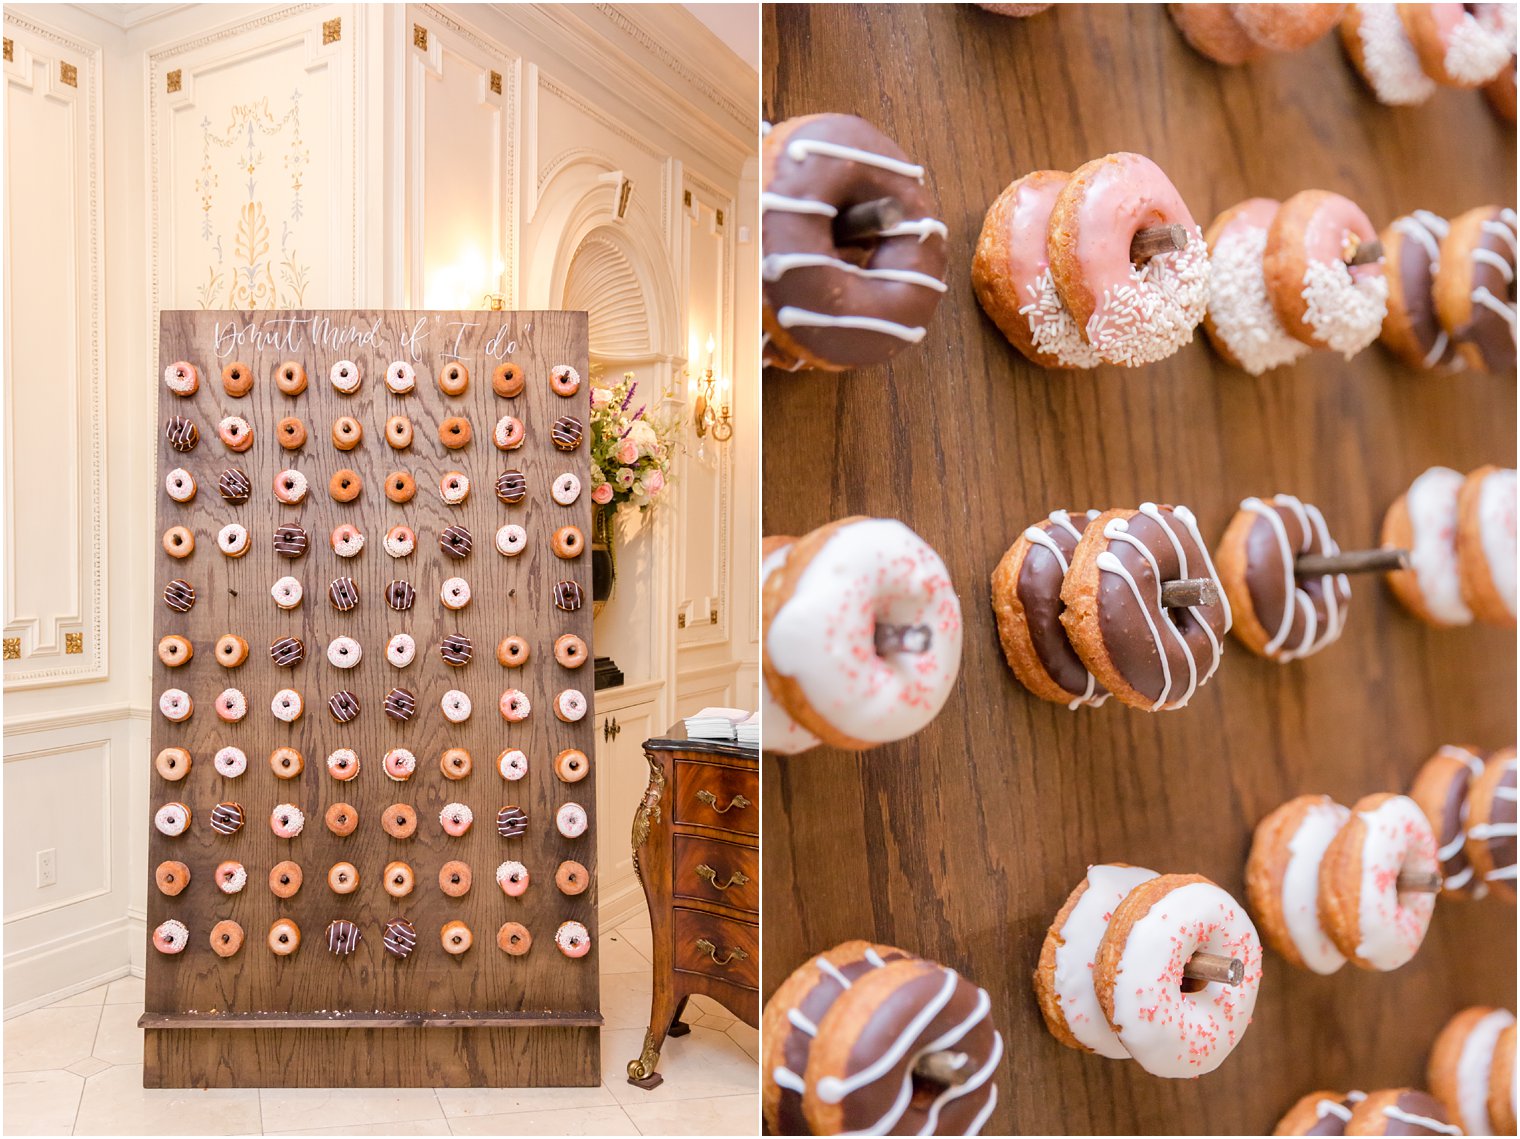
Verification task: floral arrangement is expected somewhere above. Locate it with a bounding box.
[588,371,679,513]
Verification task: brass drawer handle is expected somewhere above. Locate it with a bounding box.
[695,789,751,814]
[695,863,750,891]
[694,937,748,967]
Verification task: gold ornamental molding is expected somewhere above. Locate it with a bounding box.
[3,639,20,661]
[59,60,77,87]
[65,633,84,654]
[322,16,340,44]
[165,68,181,93]
[489,69,502,95]
[413,23,428,50]
[4,38,13,62]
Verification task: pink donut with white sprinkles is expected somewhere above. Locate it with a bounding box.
[499,689,531,722]
[497,861,530,897]
[215,688,247,723]
[153,919,191,954]
[555,920,591,958]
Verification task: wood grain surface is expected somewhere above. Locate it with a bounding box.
[760,5,1517,1134]
[145,309,597,1087]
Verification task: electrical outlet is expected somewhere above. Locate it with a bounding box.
[36,848,56,888]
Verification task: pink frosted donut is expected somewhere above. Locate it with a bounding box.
[158,688,193,722]
[384,525,415,558]
[555,920,591,958]
[153,919,190,955]
[493,415,526,450]
[383,747,417,782]
[1047,151,1211,367]
[1401,2,1515,87]
[554,689,587,723]
[1263,189,1388,357]
[498,748,529,780]
[556,802,588,838]
[269,803,305,838]
[440,802,474,837]
[214,746,248,778]
[496,860,530,896]
[499,688,532,722]
[214,688,247,723]
[217,415,253,452]
[163,361,199,396]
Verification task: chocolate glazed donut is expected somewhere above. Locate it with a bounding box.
[763,114,948,372]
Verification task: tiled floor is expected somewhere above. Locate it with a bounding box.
[3,907,759,1136]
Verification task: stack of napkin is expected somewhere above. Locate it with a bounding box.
[683,707,751,741]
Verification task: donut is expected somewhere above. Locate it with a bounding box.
[327,861,358,894]
[1485,55,1518,120]
[551,415,583,450]
[327,635,361,669]
[498,922,533,955]
[272,360,307,395]
[439,417,472,450]
[498,636,530,667]
[493,415,526,450]
[324,802,358,837]
[1436,205,1517,375]
[1429,1006,1517,1135]
[165,467,196,502]
[764,517,963,749]
[440,747,472,779]
[758,539,825,755]
[1491,1023,1518,1134]
[271,688,304,722]
[329,469,362,502]
[554,748,589,783]
[211,634,246,668]
[496,860,530,897]
[1341,4,1438,105]
[1378,211,1467,373]
[277,416,307,450]
[383,861,415,898]
[216,524,250,558]
[154,746,191,781]
[385,415,413,449]
[268,918,301,956]
[1409,745,1490,898]
[554,580,584,610]
[331,415,362,450]
[158,688,193,722]
[329,576,359,611]
[1264,189,1389,357]
[989,510,1110,708]
[1093,873,1263,1076]
[162,526,194,558]
[1215,494,1352,662]
[1273,1090,1368,1135]
[1060,503,1231,712]
[214,689,247,722]
[163,360,199,396]
[270,577,302,610]
[385,360,416,393]
[439,470,470,504]
[799,955,999,1133]
[441,920,473,956]
[1456,465,1517,627]
[440,802,474,837]
[269,803,306,838]
[499,749,528,781]
[496,469,527,504]
[153,919,190,955]
[556,860,589,895]
[163,579,196,613]
[437,360,469,395]
[384,471,416,504]
[386,633,416,667]
[1034,864,1158,1057]
[269,636,305,668]
[1229,3,1346,50]
[328,690,360,722]
[554,689,587,723]
[1167,3,1266,64]
[215,416,252,452]
[1382,466,1473,627]
[157,635,192,667]
[972,170,1102,369]
[438,689,469,724]
[1245,794,1352,974]
[218,468,251,503]
[329,359,361,393]
[1202,198,1312,374]
[383,917,418,959]
[1401,2,1515,86]
[440,578,471,611]
[497,805,528,838]
[154,802,191,836]
[165,415,199,453]
[439,525,473,560]
[155,860,191,896]
[1317,792,1438,970]
[439,860,472,897]
[762,114,949,372]
[496,524,527,557]
[552,472,581,505]
[493,361,525,397]
[553,634,586,669]
[555,921,592,960]
[1346,1089,1462,1136]
[326,919,361,956]
[499,688,531,722]
[269,861,303,898]
[1046,151,1210,367]
[214,860,247,894]
[556,802,588,838]
[326,747,360,781]
[1465,746,1517,901]
[552,525,584,559]
[210,919,245,958]
[542,364,578,397]
[271,469,309,508]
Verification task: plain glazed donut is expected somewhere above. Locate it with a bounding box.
[498,749,528,781]
[441,920,473,956]
[1263,189,1388,356]
[1382,466,1473,627]
[329,469,362,503]
[1093,873,1263,1076]
[327,861,359,894]
[383,860,415,898]
[493,415,526,450]
[269,746,304,780]
[269,860,303,898]
[439,860,472,897]
[1229,3,1345,51]
[217,416,253,452]
[331,415,362,450]
[268,918,301,956]
[437,360,469,396]
[382,803,416,839]
[215,860,247,894]
[497,860,530,897]
[1317,792,1438,970]
[1341,4,1438,105]
[1202,198,1311,375]
[273,469,309,505]
[324,802,358,837]
[492,361,525,397]
[1046,151,1210,367]
[554,748,589,783]
[210,919,245,958]
[439,471,470,505]
[550,364,581,396]
[155,860,191,896]
[274,360,307,395]
[497,921,532,955]
[1245,794,1352,974]
[440,748,473,780]
[497,636,530,667]
[762,114,949,372]
[162,526,194,558]
[764,517,963,750]
[439,417,472,449]
[277,416,307,450]
[553,634,586,668]
[551,525,584,559]
[155,746,191,781]
[163,360,199,396]
[385,415,413,449]
[153,919,190,955]
[556,860,590,896]
[1400,2,1515,86]
[158,635,193,667]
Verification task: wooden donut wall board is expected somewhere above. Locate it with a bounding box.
[761,5,1516,1135]
[144,309,598,1088]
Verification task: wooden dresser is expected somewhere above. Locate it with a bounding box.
[626,724,759,1089]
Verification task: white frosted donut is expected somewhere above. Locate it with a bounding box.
[1468,466,1517,620]
[271,688,304,722]
[163,361,198,395]
[1050,863,1159,1058]
[441,689,472,723]
[440,577,471,610]
[159,688,193,722]
[760,541,821,755]
[552,472,582,505]
[498,748,529,780]
[271,576,303,609]
[1205,199,1310,376]
[386,633,416,668]
[273,469,309,504]
[1100,876,1263,1077]
[217,523,250,557]
[440,473,470,505]
[1348,3,1437,105]
[1278,796,1352,975]
[154,802,191,836]
[556,802,588,838]
[765,518,963,748]
[215,862,247,894]
[555,689,587,722]
[496,524,527,556]
[383,526,415,558]
[165,468,196,502]
[1404,466,1473,626]
[330,359,361,393]
[214,746,248,778]
[385,360,416,393]
[327,636,361,668]
[1327,794,1438,971]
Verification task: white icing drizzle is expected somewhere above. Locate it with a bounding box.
[761,191,838,217]
[816,957,853,989]
[864,947,887,967]
[875,217,949,242]
[1382,1105,1463,1136]
[775,305,927,344]
[1021,510,1108,709]
[773,1066,806,1092]
[1316,1099,1353,1122]
[966,1085,998,1137]
[1392,212,1458,369]
[814,971,959,1103]
[762,252,948,292]
[785,137,926,181]
[788,1008,819,1036]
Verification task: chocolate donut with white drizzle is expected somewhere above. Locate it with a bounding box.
[1409,745,1489,899]
[1437,205,1516,374]
[762,114,948,372]
[1378,210,1466,373]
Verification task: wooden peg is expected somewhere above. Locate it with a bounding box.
[1397,869,1444,894]
[1182,951,1244,986]
[1295,547,1410,575]
[1160,578,1220,607]
[836,197,907,244]
[913,1050,970,1087]
[874,623,933,654]
[1130,223,1188,263]
[1346,237,1385,266]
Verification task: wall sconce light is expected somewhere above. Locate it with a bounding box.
[693,336,733,442]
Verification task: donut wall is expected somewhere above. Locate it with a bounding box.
[760,5,1516,1135]
[144,309,599,1088]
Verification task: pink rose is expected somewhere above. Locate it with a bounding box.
[616,440,638,465]
[645,470,665,496]
[591,483,614,505]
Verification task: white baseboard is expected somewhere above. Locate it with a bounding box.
[599,876,649,929]
[4,914,137,1018]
